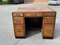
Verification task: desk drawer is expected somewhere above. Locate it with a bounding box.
[43,24,54,37]
[24,13,35,17]
[43,17,55,24]
[14,25,24,30]
[13,17,24,24]
[15,29,25,37]
[14,25,25,37]
[44,12,56,17]
[12,12,23,17]
[35,12,43,17]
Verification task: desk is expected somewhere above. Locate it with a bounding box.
[12,7,56,39]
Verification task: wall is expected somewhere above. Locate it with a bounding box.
[34,0,48,2]
[24,0,33,3]
[24,0,48,3]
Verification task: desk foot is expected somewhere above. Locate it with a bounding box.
[15,36,26,39]
[43,37,53,39]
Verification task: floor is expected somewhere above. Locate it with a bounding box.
[0,3,60,45]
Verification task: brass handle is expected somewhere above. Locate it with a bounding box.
[45,17,51,23]
[32,13,35,17]
[46,28,51,33]
[16,20,24,23]
[47,13,52,17]
[46,26,51,33]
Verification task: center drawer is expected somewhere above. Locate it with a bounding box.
[13,17,24,24]
[24,13,35,17]
[35,12,43,17]
[43,17,55,24]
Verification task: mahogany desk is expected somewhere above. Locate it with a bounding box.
[12,7,56,39]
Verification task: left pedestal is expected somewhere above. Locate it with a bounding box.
[12,12,26,38]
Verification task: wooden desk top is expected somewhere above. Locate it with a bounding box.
[14,7,55,12]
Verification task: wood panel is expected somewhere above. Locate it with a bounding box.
[35,12,43,17]
[43,24,54,37]
[12,12,23,17]
[14,25,25,37]
[24,13,35,17]
[44,12,56,17]
[13,17,24,24]
[43,17,55,24]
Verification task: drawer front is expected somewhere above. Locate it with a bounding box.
[13,17,24,24]
[43,17,55,24]
[24,13,35,17]
[44,12,56,17]
[14,25,25,37]
[15,30,25,37]
[12,12,23,17]
[35,12,43,17]
[14,25,24,30]
[43,24,54,37]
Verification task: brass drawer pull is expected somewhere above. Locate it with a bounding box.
[46,28,51,32]
[32,13,35,17]
[47,13,52,17]
[17,20,23,23]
